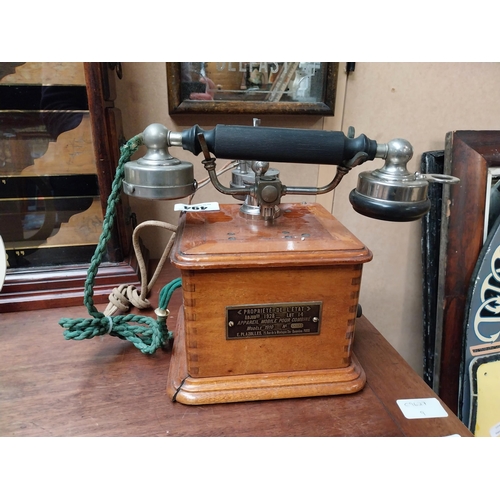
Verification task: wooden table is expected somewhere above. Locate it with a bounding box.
[0,265,472,437]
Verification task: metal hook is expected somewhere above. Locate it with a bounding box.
[197,133,213,162]
[416,173,460,185]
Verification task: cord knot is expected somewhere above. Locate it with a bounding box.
[105,284,151,315]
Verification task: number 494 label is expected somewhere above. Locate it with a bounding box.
[174,202,220,212]
[396,398,448,419]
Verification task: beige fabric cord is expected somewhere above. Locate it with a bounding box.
[104,220,178,316]
[102,158,238,315]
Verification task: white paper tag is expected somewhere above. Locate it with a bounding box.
[489,422,500,437]
[396,398,448,419]
[174,202,220,212]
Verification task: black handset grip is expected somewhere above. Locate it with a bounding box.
[181,125,378,166]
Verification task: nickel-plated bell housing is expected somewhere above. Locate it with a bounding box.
[349,138,459,222]
[123,124,196,200]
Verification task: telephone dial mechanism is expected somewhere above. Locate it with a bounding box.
[122,121,459,220]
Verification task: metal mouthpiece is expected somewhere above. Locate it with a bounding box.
[123,123,196,200]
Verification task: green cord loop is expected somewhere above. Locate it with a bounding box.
[59,310,173,354]
[59,135,182,355]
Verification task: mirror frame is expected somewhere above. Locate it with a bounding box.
[166,62,339,116]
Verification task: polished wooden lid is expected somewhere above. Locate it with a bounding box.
[171,203,372,269]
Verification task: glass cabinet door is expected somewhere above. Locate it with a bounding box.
[0,62,138,312]
[0,62,103,269]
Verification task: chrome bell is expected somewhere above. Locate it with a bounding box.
[349,138,458,222]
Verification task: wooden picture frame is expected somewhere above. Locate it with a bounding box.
[435,131,500,413]
[166,62,339,115]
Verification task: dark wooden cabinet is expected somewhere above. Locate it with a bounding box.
[0,62,139,312]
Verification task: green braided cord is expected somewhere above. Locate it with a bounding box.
[60,313,166,354]
[159,277,182,310]
[59,134,183,355]
[84,133,144,318]
[59,278,182,354]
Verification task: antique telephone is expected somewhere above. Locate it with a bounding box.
[61,120,458,405]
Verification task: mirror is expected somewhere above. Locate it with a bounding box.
[167,62,338,115]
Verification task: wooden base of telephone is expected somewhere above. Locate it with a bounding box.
[166,203,372,405]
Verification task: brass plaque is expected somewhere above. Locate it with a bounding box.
[226,302,322,339]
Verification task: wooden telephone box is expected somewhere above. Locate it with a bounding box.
[167,202,372,405]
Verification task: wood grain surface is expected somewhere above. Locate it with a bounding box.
[0,262,472,437]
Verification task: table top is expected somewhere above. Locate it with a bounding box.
[0,264,472,437]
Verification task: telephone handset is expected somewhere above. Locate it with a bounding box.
[60,121,459,405]
[123,121,458,222]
